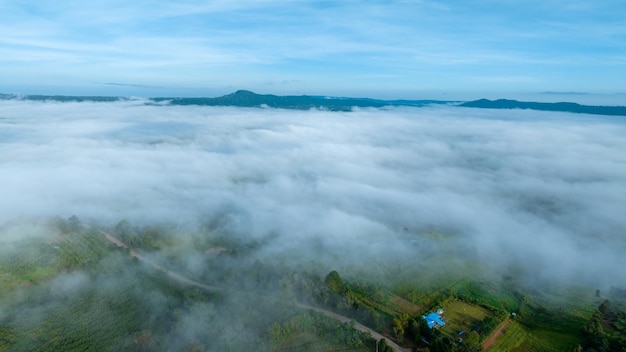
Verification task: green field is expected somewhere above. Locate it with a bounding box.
[489,321,533,352]
[440,300,492,338]
[269,312,376,352]
[489,320,583,352]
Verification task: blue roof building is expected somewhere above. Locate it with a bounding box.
[423,312,446,329]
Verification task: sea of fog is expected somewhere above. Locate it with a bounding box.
[1,99,625,288]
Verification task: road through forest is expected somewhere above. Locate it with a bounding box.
[99,230,409,352]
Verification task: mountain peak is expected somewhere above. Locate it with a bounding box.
[230,90,259,97]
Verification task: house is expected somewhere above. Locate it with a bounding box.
[423,311,446,329]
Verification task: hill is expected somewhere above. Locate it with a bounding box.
[460,99,626,117]
[3,91,626,115]
[153,90,449,111]
[0,90,451,111]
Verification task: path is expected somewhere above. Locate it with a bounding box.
[482,318,511,351]
[99,230,222,291]
[296,303,411,352]
[99,230,409,352]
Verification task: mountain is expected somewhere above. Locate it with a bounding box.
[0,94,125,102]
[460,99,626,117]
[3,91,626,116]
[153,90,450,111]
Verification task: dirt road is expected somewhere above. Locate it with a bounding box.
[296,303,411,352]
[99,230,409,352]
[482,318,511,350]
[99,230,222,292]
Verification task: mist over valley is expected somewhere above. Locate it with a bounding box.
[1,98,625,351]
[3,0,626,349]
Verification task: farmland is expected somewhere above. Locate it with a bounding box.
[440,300,491,339]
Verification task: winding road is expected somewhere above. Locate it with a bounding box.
[99,230,409,352]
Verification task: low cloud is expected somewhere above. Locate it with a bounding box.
[1,100,625,288]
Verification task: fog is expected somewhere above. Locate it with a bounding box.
[1,99,626,288]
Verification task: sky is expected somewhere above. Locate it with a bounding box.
[2,100,626,288]
[1,0,625,101]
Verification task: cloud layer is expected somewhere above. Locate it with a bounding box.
[1,101,625,288]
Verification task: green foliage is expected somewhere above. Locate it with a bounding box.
[0,241,58,292]
[489,320,532,351]
[5,275,148,351]
[57,229,110,269]
[489,319,584,352]
[452,280,516,313]
[113,221,171,251]
[418,315,435,341]
[580,299,626,351]
[441,300,494,340]
[0,326,17,350]
[325,270,343,293]
[378,338,394,352]
[598,299,610,315]
[460,331,482,352]
[269,311,375,351]
[430,335,455,352]
[474,315,501,338]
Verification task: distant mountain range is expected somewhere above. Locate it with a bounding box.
[0,93,123,103]
[2,91,625,116]
[151,90,450,111]
[460,99,626,117]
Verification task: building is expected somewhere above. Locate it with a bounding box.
[423,311,446,329]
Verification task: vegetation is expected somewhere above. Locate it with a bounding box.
[580,299,626,351]
[440,300,492,339]
[1,217,624,351]
[460,99,626,116]
[268,312,375,351]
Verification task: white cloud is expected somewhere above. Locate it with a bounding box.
[1,101,625,288]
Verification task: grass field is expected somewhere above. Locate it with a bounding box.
[390,295,422,315]
[488,320,533,352]
[488,320,582,352]
[273,333,371,352]
[440,300,492,339]
[347,281,422,317]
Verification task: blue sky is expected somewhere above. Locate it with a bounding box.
[1,0,625,100]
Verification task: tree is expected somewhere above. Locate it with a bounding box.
[430,336,454,352]
[460,331,482,352]
[392,318,405,338]
[583,311,608,351]
[392,313,409,340]
[419,316,434,341]
[378,338,394,352]
[409,317,422,342]
[325,270,343,293]
[478,316,500,336]
[598,300,610,315]
[67,215,82,232]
